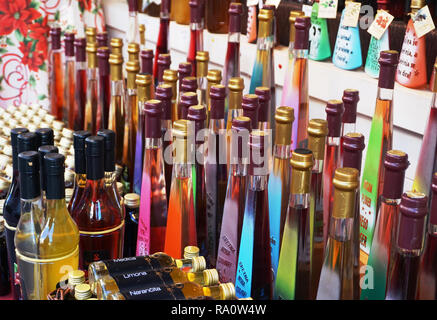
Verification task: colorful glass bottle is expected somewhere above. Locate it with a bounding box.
[386,192,428,300]
[187,0,204,77]
[136,100,168,256]
[64,33,76,128]
[322,100,345,246]
[235,130,272,300]
[360,50,398,266]
[163,69,179,123]
[164,120,197,259]
[73,38,87,131]
[332,1,363,70]
[84,42,98,134]
[281,15,311,150]
[309,2,331,61]
[127,0,140,44]
[340,89,359,159]
[153,0,171,84]
[396,0,428,89]
[268,106,294,286]
[216,116,252,283]
[96,47,111,131]
[49,27,65,121]
[122,193,140,258]
[316,168,359,300]
[361,150,409,300]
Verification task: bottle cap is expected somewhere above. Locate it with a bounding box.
[184,246,200,259]
[181,77,198,93]
[294,16,311,50]
[127,0,138,12]
[219,283,236,300]
[68,270,85,286]
[50,27,61,50]
[39,145,59,191]
[97,129,116,172]
[86,41,98,68]
[325,100,345,137]
[196,51,209,78]
[85,136,105,180]
[155,84,172,120]
[17,132,37,154]
[161,0,170,14]
[124,193,140,208]
[230,116,251,162]
[179,92,198,120]
[342,89,359,124]
[74,38,86,62]
[74,283,92,300]
[127,42,140,60]
[44,153,66,200]
[189,0,203,24]
[191,256,206,272]
[411,0,425,11]
[307,119,328,161]
[73,131,91,174]
[163,69,178,83]
[145,100,163,138]
[85,27,96,43]
[178,63,193,86]
[97,47,110,76]
[255,87,271,123]
[228,77,244,110]
[35,128,54,148]
[332,167,359,219]
[249,130,269,175]
[378,50,399,90]
[382,150,409,199]
[157,53,172,83]
[274,106,295,146]
[187,105,207,144]
[140,49,154,74]
[290,148,313,194]
[210,85,226,120]
[18,151,40,199]
[342,133,365,171]
[242,94,259,129]
[110,38,123,55]
[207,69,222,84]
[203,269,219,286]
[229,2,243,33]
[11,127,29,171]
[64,32,75,57]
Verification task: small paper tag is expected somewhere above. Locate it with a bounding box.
[413,5,436,38]
[247,0,259,6]
[343,2,361,27]
[318,0,338,19]
[302,4,313,17]
[367,10,394,40]
[265,0,281,8]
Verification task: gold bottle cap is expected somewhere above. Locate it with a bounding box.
[333,167,359,191]
[127,42,140,62]
[173,119,189,137]
[219,283,236,300]
[307,119,328,160]
[196,51,209,78]
[126,60,140,89]
[191,256,206,272]
[163,69,178,83]
[290,149,313,194]
[74,283,92,300]
[433,61,437,93]
[195,51,209,63]
[290,149,313,170]
[124,193,140,208]
[109,53,123,81]
[173,120,189,163]
[110,38,123,55]
[258,9,274,38]
[109,53,123,65]
[332,167,359,219]
[275,106,295,146]
[184,246,200,259]
[85,27,96,42]
[203,269,219,286]
[411,0,425,11]
[69,270,85,285]
[136,73,152,87]
[139,24,145,33]
[228,77,244,91]
[207,69,222,84]
[259,8,274,21]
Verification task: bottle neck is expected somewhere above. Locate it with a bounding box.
[248,175,268,191]
[76,61,86,71]
[111,79,124,96]
[341,122,356,136]
[227,32,240,43]
[273,144,291,160]
[377,87,394,101]
[145,137,163,149]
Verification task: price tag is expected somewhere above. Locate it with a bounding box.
[302,4,313,17]
[367,10,394,40]
[318,0,338,19]
[343,2,361,27]
[247,0,259,6]
[265,0,281,8]
[413,5,436,38]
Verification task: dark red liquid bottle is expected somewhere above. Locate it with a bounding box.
[97,47,111,130]
[153,0,170,84]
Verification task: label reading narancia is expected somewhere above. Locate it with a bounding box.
[413,5,436,38]
[318,0,338,19]
[120,286,183,300]
[367,10,394,40]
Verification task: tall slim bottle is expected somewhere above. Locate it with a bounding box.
[49,27,65,121]
[164,120,197,259]
[157,53,171,86]
[84,42,98,134]
[360,50,398,266]
[361,150,409,300]
[316,167,359,300]
[187,105,207,258]
[137,100,168,256]
[396,0,427,89]
[412,62,437,199]
[187,0,204,77]
[216,116,252,283]
[340,89,359,160]
[281,15,311,150]
[196,51,209,107]
[3,128,31,300]
[205,85,228,266]
[153,0,171,84]
[73,38,87,131]
[268,106,294,286]
[417,173,437,299]
[71,136,124,270]
[308,2,331,61]
[332,1,363,70]
[386,192,428,300]
[163,69,179,123]
[96,47,111,131]
[64,33,75,128]
[235,130,272,300]
[127,0,140,44]
[322,100,345,246]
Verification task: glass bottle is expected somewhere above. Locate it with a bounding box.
[71,136,124,270]
[84,42,98,134]
[153,0,171,84]
[178,92,199,121]
[72,38,87,131]
[49,27,65,121]
[226,77,244,168]
[127,0,140,44]
[281,15,311,150]
[178,63,193,104]
[332,1,363,70]
[96,47,111,131]
[322,100,345,246]
[15,152,79,300]
[3,129,34,300]
[164,120,197,259]
[205,0,232,34]
[417,173,437,299]
[276,149,314,300]
[171,0,190,25]
[137,100,168,256]
[340,89,359,159]
[38,145,59,203]
[123,193,140,258]
[163,69,179,123]
[0,216,10,296]
[412,62,437,199]
[396,0,427,89]
[242,94,259,130]
[235,130,272,300]
[268,106,294,286]
[216,116,251,283]
[140,49,154,75]
[187,105,208,258]
[361,150,409,300]
[187,0,205,77]
[196,51,209,108]
[307,119,328,299]
[308,2,331,61]
[316,168,359,300]
[64,32,75,128]
[205,85,228,266]
[386,192,428,300]
[360,50,398,266]
[157,53,171,87]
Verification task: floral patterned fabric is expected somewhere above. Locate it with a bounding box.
[0,0,105,109]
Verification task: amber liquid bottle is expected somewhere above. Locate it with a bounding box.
[205,0,233,34]
[49,27,65,121]
[71,136,124,270]
[72,38,87,131]
[64,33,75,128]
[171,0,190,25]
[84,42,98,134]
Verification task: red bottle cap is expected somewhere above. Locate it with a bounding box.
[97,32,108,48]
[242,94,260,130]
[378,50,399,90]
[382,150,410,199]
[231,116,252,161]
[50,27,61,50]
[210,85,226,120]
[128,0,138,12]
[155,85,173,120]
[74,38,87,62]
[145,100,163,139]
[187,105,207,144]
[398,192,428,250]
[255,87,271,123]
[342,89,359,124]
[229,2,243,33]
[189,0,203,24]
[97,47,110,76]
[294,16,311,50]
[181,77,198,93]
[249,131,268,175]
[64,32,75,57]
[325,100,344,137]
[161,0,171,14]
[140,49,154,75]
[342,133,365,172]
[178,63,193,90]
[157,54,171,83]
[179,92,198,120]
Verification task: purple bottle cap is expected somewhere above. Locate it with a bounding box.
[229,2,243,33]
[325,100,344,137]
[128,0,138,12]
[161,0,170,14]
[210,85,226,120]
[181,76,198,93]
[74,38,86,62]
[378,50,399,90]
[189,0,203,24]
[140,50,154,75]
[157,54,171,83]
[155,85,173,120]
[179,92,198,120]
[398,192,428,250]
[430,173,437,225]
[249,131,268,175]
[145,100,163,138]
[97,32,108,47]
[342,133,365,172]
[232,116,252,160]
[50,27,61,50]
[342,89,359,124]
[187,105,207,143]
[97,47,110,76]
[382,150,409,199]
[64,32,75,57]
[294,16,311,50]
[255,87,271,123]
[178,62,192,88]
[242,94,259,130]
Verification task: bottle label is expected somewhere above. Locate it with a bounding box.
[120,284,184,300]
[318,0,338,19]
[367,10,394,40]
[413,5,435,38]
[111,269,169,290]
[343,2,361,27]
[104,256,154,275]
